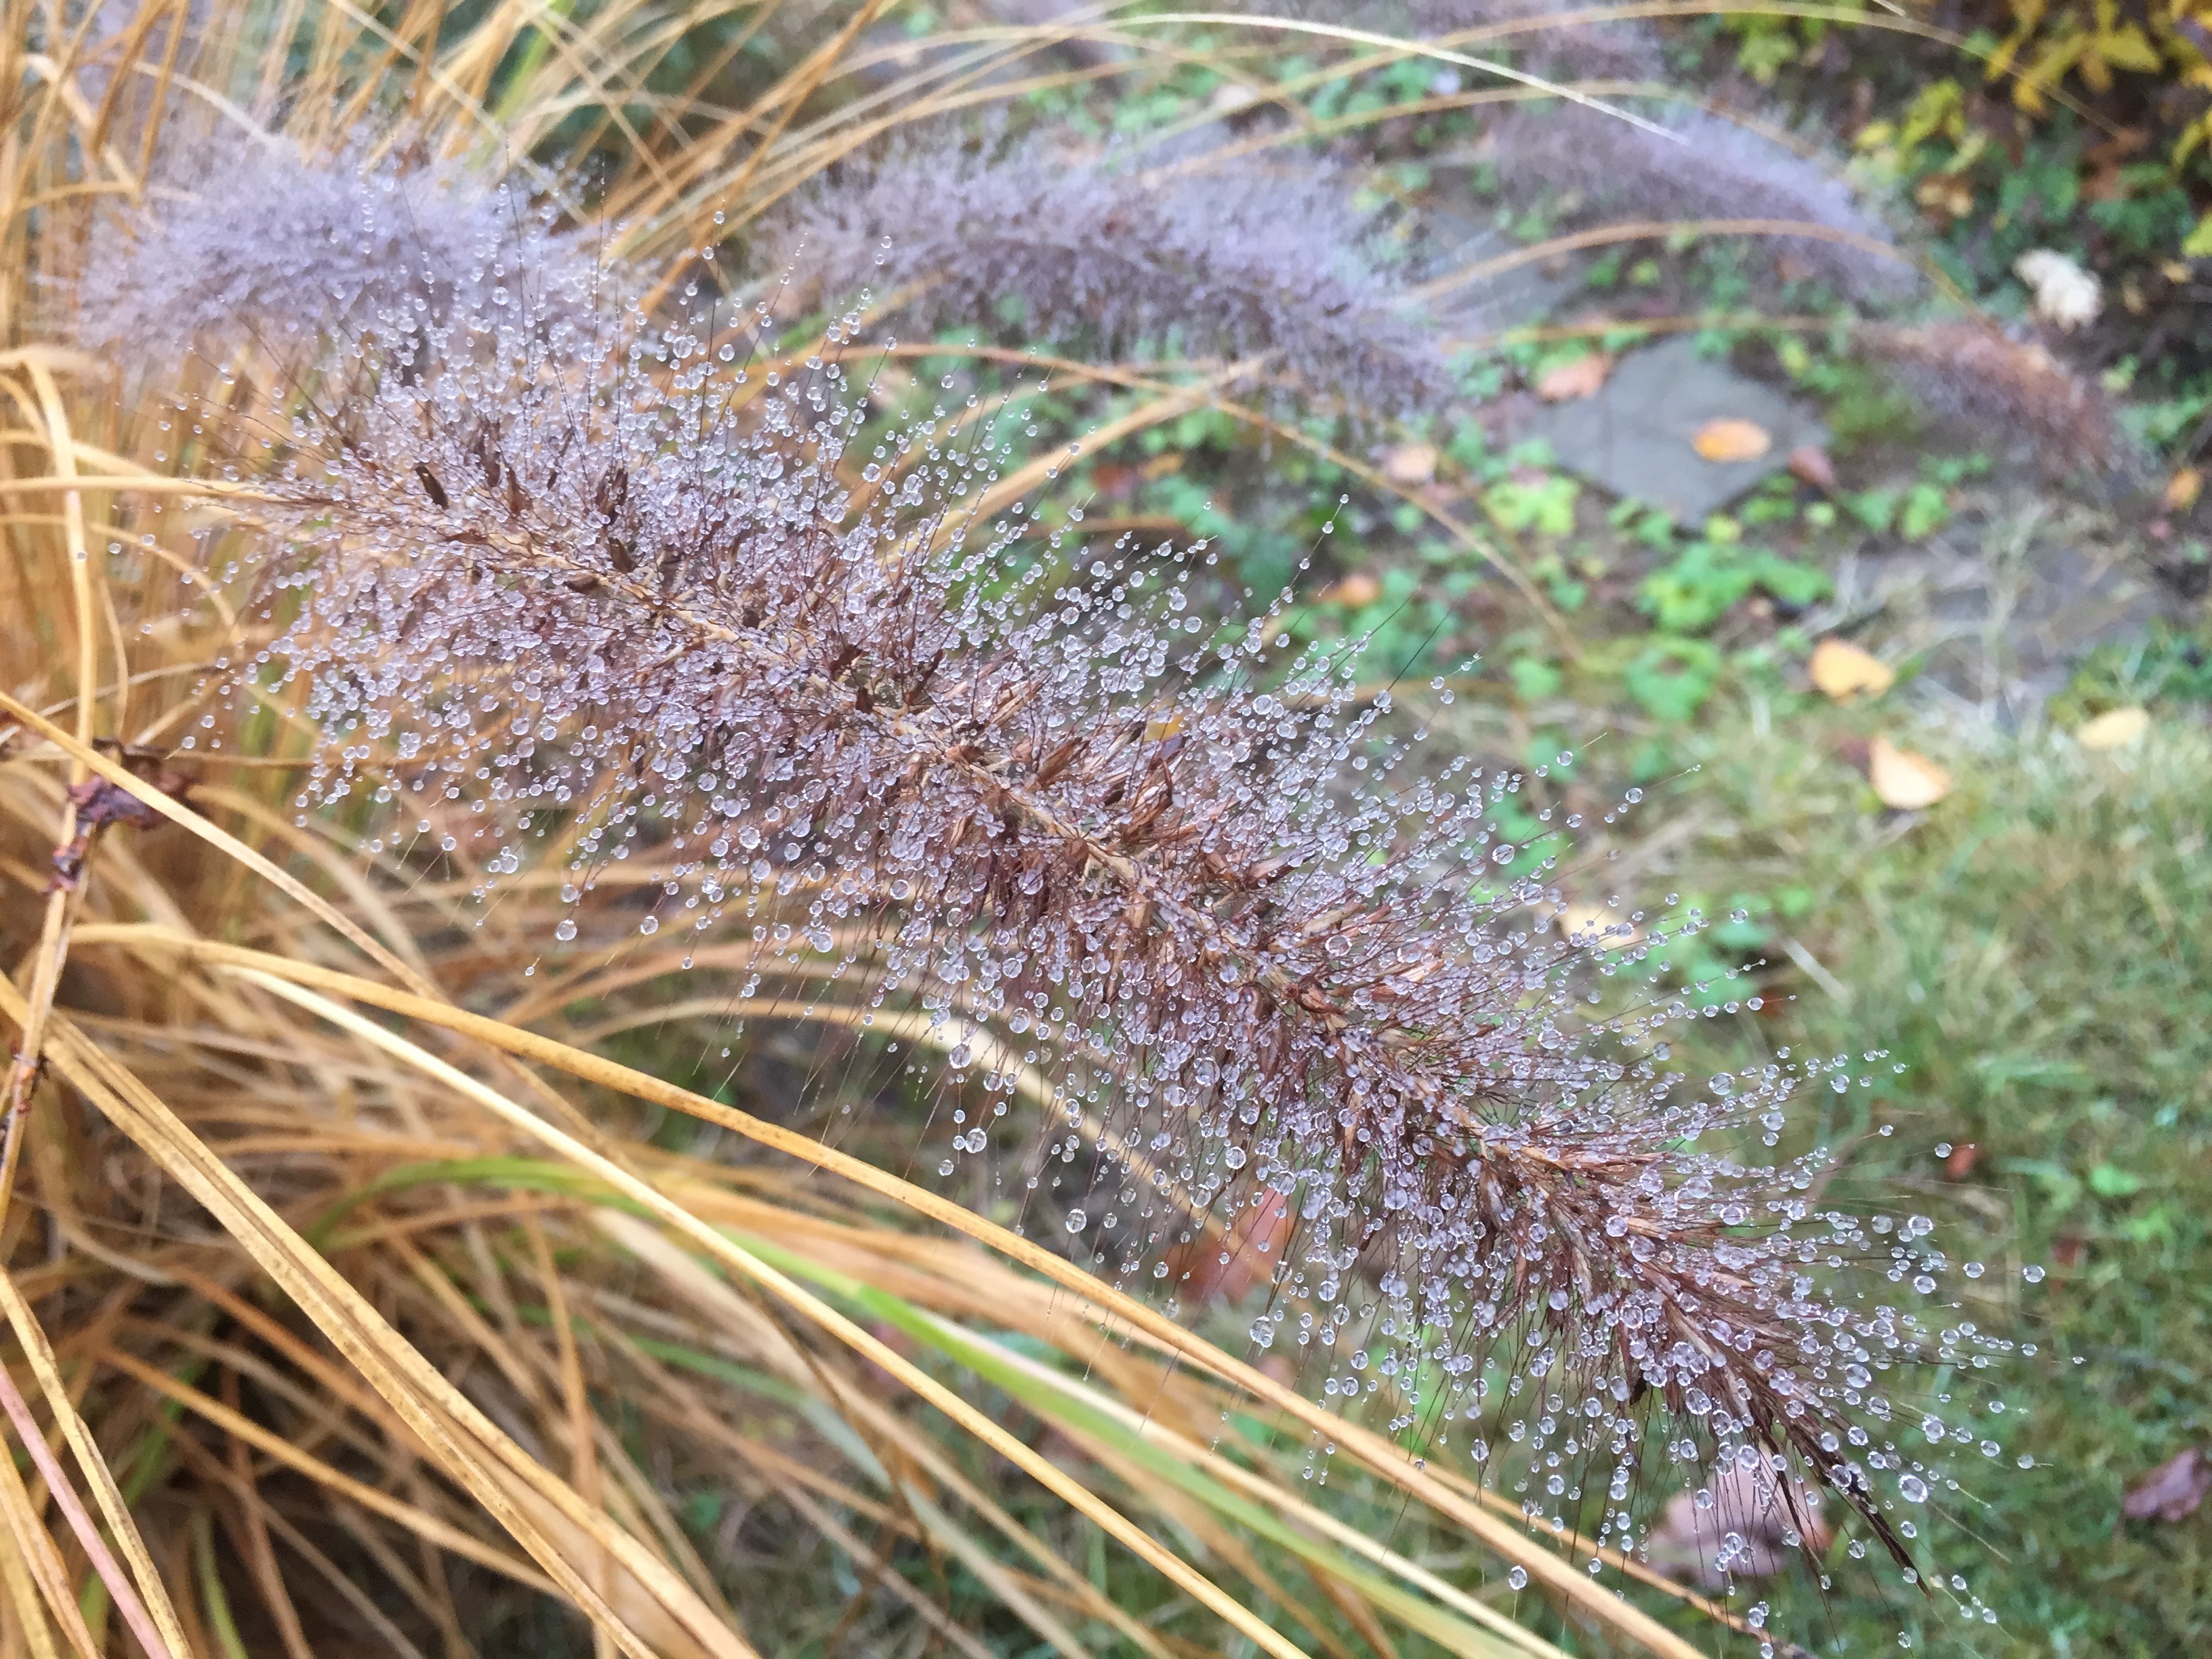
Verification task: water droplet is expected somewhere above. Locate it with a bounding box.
[1899,1475,1928,1502]
[554,919,577,941]
[1507,1567,1528,1590]
[1065,1208,1088,1233]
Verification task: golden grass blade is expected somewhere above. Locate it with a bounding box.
[0,1393,105,1659]
[96,1348,556,1593]
[234,964,1308,1659]
[0,693,432,996]
[0,1273,192,1659]
[0,1520,62,1659]
[1120,10,1666,131]
[0,985,747,1659]
[0,1313,177,1658]
[75,927,1711,1658]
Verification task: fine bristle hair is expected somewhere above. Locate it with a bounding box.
[73,131,607,366]
[140,184,2015,1589]
[1863,320,2124,478]
[1489,105,1915,303]
[761,134,1461,413]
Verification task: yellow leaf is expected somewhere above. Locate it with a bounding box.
[2186,209,2212,258]
[1691,417,1772,463]
[1534,353,1610,401]
[2167,466,2203,512]
[2095,23,2162,73]
[2076,706,2150,749]
[1868,737,1952,809]
[1809,638,1896,701]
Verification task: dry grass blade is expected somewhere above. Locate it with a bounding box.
[0,1273,192,1658]
[81,925,1709,1659]
[234,966,1308,1659]
[0,691,430,996]
[0,5,1982,1654]
[0,971,752,1659]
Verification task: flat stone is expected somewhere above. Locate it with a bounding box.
[1866,525,2173,720]
[1523,337,1827,522]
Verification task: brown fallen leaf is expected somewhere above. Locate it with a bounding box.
[2166,466,2203,513]
[1786,443,1837,491]
[1320,572,1382,609]
[1868,736,1951,809]
[2076,706,2150,750]
[1691,417,1772,464]
[2123,1448,2212,1524]
[1534,352,1610,401]
[1942,1142,1982,1181]
[1645,1462,1832,1591]
[1379,441,1438,486]
[1808,637,1895,701]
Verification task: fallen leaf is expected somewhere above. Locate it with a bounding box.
[2076,706,2150,750]
[1691,417,1772,464]
[2165,466,2203,512]
[1868,736,1951,809]
[1534,353,1610,401]
[1808,638,1895,701]
[1320,572,1382,609]
[1167,1187,1293,1304]
[1379,441,1437,486]
[1943,1142,1982,1181]
[1786,443,1837,491]
[2013,247,2102,331]
[1645,1463,1832,1591]
[2123,1448,2212,1524]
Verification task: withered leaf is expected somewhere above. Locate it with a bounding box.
[1868,737,1951,810]
[1691,417,1772,464]
[1809,638,1895,701]
[2123,1448,2212,1524]
[2076,707,2149,750]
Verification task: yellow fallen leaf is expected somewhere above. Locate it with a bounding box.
[1379,441,1437,486]
[1808,638,1895,701]
[1320,572,1381,609]
[2166,466,2203,512]
[1868,736,1951,809]
[1534,353,1610,401]
[2076,706,2149,750]
[1691,417,1772,464]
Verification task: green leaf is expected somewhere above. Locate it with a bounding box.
[2088,1163,2145,1199]
[1622,638,1723,722]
